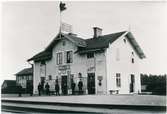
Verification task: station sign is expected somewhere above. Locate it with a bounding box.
[58,65,70,70]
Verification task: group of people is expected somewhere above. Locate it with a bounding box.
[37,79,84,96]
[38,82,50,96]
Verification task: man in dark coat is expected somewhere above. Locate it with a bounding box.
[38,82,42,96]
[78,79,83,95]
[71,81,76,95]
[18,84,22,97]
[55,82,60,96]
[29,83,33,96]
[45,83,50,96]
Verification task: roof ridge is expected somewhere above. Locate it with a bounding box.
[86,31,127,40]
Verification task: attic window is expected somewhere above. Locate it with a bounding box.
[132,52,134,55]
[123,39,126,43]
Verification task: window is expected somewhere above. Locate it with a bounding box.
[29,76,32,80]
[40,61,46,77]
[87,52,94,58]
[123,39,126,43]
[116,73,121,87]
[132,58,134,63]
[57,52,63,65]
[26,76,28,80]
[48,75,52,80]
[66,51,73,63]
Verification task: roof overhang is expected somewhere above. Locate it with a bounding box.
[126,32,146,59]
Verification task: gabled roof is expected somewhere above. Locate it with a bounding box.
[45,33,86,51]
[27,31,145,62]
[28,51,52,62]
[78,31,126,53]
[2,80,16,87]
[15,68,33,76]
[28,33,86,62]
[126,32,146,59]
[63,34,87,47]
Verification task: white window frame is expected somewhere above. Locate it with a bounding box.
[56,52,63,65]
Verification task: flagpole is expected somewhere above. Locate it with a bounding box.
[59,1,62,39]
[59,1,66,38]
[60,10,62,39]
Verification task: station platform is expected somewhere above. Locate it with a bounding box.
[1,94,166,113]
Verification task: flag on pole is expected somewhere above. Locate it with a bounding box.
[59,2,66,12]
[61,22,73,33]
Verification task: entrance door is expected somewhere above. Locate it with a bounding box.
[130,74,135,92]
[40,77,45,92]
[61,76,68,95]
[87,73,95,94]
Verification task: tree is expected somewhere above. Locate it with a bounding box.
[140,74,166,95]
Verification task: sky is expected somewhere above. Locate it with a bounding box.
[1,1,167,84]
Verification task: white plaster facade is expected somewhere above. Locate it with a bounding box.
[31,31,145,95]
[106,33,141,94]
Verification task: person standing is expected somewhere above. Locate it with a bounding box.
[18,84,22,97]
[78,79,83,95]
[29,83,33,96]
[55,81,60,96]
[45,83,50,96]
[38,82,42,96]
[71,81,76,95]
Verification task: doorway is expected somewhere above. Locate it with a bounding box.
[87,73,95,94]
[130,74,135,93]
[61,76,68,95]
[40,77,45,93]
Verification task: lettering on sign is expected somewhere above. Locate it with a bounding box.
[58,65,70,70]
[98,76,103,80]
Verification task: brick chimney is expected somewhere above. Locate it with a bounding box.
[93,27,102,38]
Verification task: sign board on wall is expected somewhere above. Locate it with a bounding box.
[58,65,70,70]
[98,76,103,80]
[58,65,71,75]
